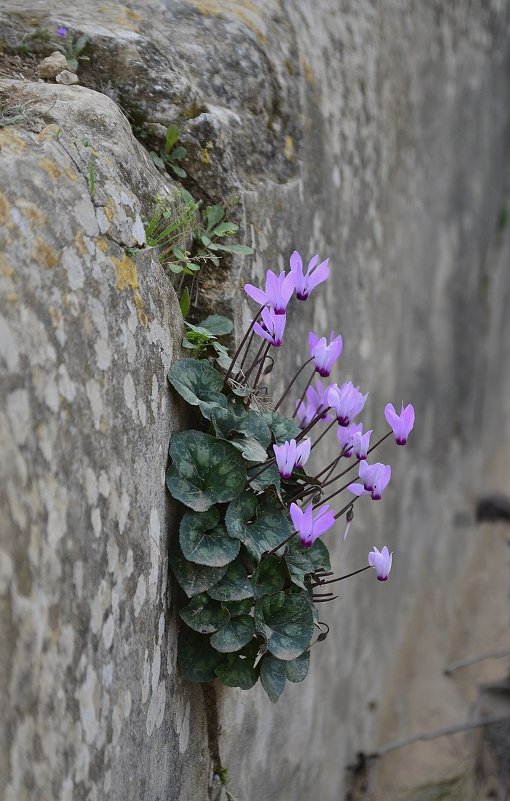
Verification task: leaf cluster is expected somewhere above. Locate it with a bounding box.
[166,359,331,702]
[149,125,188,178]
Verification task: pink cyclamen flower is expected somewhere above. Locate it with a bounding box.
[308,331,343,377]
[289,251,330,300]
[327,381,368,426]
[290,502,336,547]
[56,26,68,36]
[295,380,332,428]
[244,269,294,314]
[352,429,373,460]
[349,461,391,500]
[253,307,286,347]
[385,402,415,445]
[273,438,311,479]
[337,422,363,457]
[368,546,393,581]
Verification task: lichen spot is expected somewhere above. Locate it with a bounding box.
[133,289,147,326]
[19,201,46,227]
[33,237,59,268]
[38,158,63,180]
[284,135,295,161]
[301,58,314,85]
[104,197,116,223]
[0,192,13,228]
[97,236,109,253]
[113,254,138,291]
[0,128,27,154]
[37,124,62,142]
[65,167,78,182]
[200,141,213,165]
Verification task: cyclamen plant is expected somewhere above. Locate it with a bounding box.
[166,249,415,702]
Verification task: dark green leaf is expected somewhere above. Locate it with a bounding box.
[225,494,291,561]
[221,598,253,617]
[211,403,271,449]
[260,655,286,703]
[255,591,314,661]
[164,124,179,153]
[149,151,166,170]
[213,222,238,237]
[180,508,240,566]
[178,625,226,681]
[251,556,286,599]
[215,654,258,689]
[170,164,187,178]
[213,342,232,370]
[169,540,227,597]
[199,314,234,336]
[167,262,183,274]
[307,538,331,571]
[263,412,301,444]
[208,558,253,601]
[213,244,254,256]
[284,548,315,590]
[166,431,246,512]
[210,615,255,653]
[167,359,225,419]
[170,145,187,160]
[230,435,268,463]
[179,594,230,634]
[285,651,310,683]
[180,188,195,205]
[248,463,282,495]
[204,204,225,230]
[180,287,190,318]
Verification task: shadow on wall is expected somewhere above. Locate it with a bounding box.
[345,501,510,801]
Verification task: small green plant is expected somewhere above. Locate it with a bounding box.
[182,314,233,370]
[0,103,28,128]
[149,125,188,178]
[164,192,253,275]
[144,190,199,270]
[53,28,90,72]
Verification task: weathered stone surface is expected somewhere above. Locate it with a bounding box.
[55,69,79,85]
[36,50,69,79]
[0,80,209,801]
[2,2,510,801]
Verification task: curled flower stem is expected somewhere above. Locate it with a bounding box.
[315,564,371,585]
[223,303,266,387]
[313,595,339,603]
[273,357,314,412]
[334,497,359,520]
[291,366,316,419]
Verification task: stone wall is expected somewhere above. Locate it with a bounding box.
[1,2,510,800]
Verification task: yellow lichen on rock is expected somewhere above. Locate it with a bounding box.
[284,135,295,161]
[32,237,59,269]
[113,254,138,291]
[38,158,63,180]
[37,125,62,142]
[0,191,13,228]
[0,128,27,154]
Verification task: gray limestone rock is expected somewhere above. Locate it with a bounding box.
[55,69,79,85]
[36,50,69,79]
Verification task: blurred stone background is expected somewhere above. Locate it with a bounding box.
[1,2,510,800]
